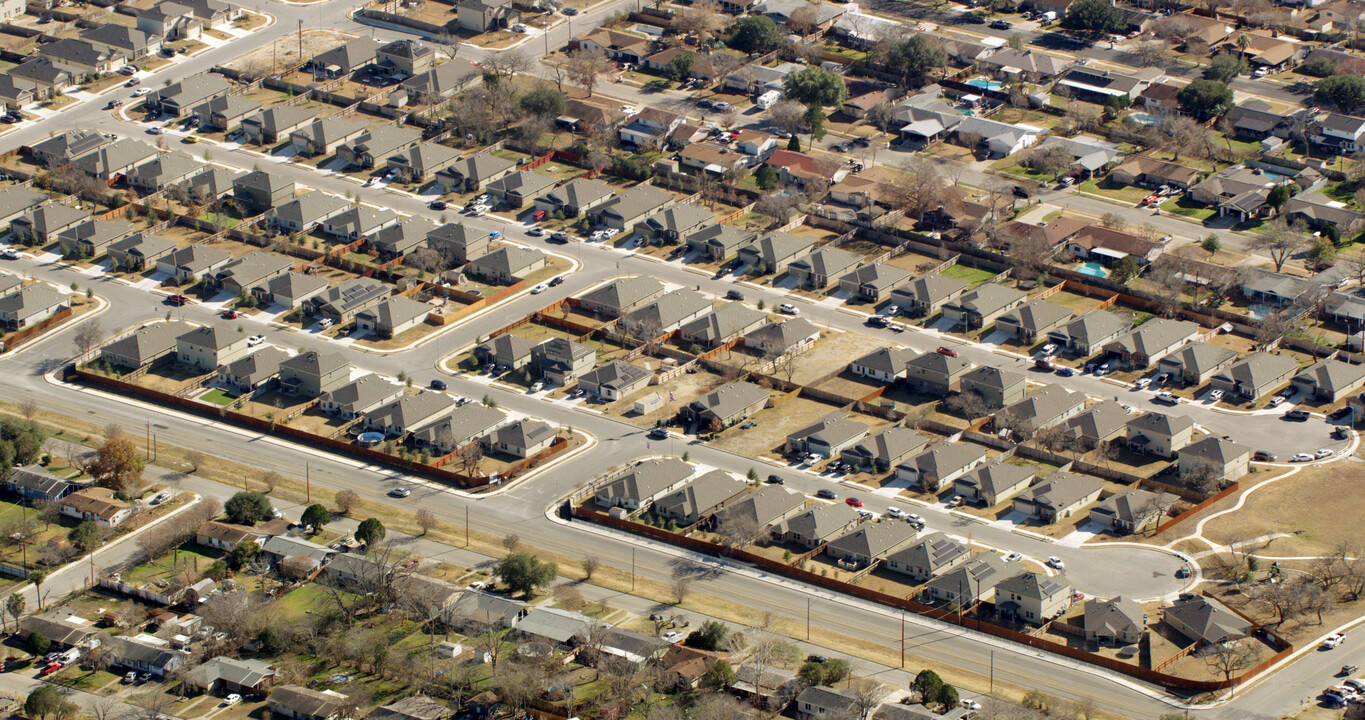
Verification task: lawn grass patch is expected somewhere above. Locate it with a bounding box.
[941,263,998,288]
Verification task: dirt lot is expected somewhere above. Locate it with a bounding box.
[225,29,356,76]
[709,397,891,461]
[786,331,894,387]
[607,367,729,427]
[886,250,949,275]
[812,370,884,403]
[131,362,211,394]
[1201,463,1363,557]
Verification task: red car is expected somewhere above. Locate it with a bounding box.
[936,346,959,358]
[221,309,239,319]
[38,662,62,677]
[166,294,188,306]
[845,497,863,507]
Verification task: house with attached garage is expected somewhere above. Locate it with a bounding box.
[895,442,987,491]
[191,95,262,133]
[591,185,675,231]
[252,272,329,310]
[574,28,654,64]
[960,366,1027,408]
[0,283,68,331]
[241,106,316,145]
[368,216,438,259]
[906,352,971,396]
[375,39,435,76]
[364,391,457,437]
[234,170,295,212]
[1178,436,1253,484]
[1240,267,1322,307]
[1048,309,1133,357]
[996,300,1073,344]
[1283,193,1365,234]
[1059,400,1129,448]
[11,204,89,244]
[355,296,430,338]
[336,126,421,169]
[779,247,860,292]
[433,153,516,194]
[80,24,162,60]
[996,571,1073,625]
[925,554,1021,606]
[127,151,203,192]
[39,39,125,82]
[652,469,750,526]
[785,413,869,458]
[534,178,616,218]
[1209,351,1300,401]
[682,381,770,427]
[619,108,685,149]
[412,401,510,453]
[824,520,918,567]
[763,149,850,189]
[389,143,463,185]
[1108,155,1203,190]
[106,636,189,680]
[686,224,755,260]
[484,171,559,208]
[577,277,666,318]
[0,73,34,112]
[488,419,556,459]
[267,192,350,234]
[215,252,293,297]
[18,613,100,652]
[1163,596,1249,645]
[1126,411,1195,458]
[290,117,368,157]
[1103,319,1201,369]
[184,656,276,697]
[196,520,266,552]
[742,230,813,275]
[474,334,534,370]
[532,337,596,384]
[217,346,291,395]
[324,206,400,242]
[841,427,928,471]
[28,131,111,168]
[61,487,132,528]
[849,346,917,383]
[795,686,860,719]
[1311,112,1365,154]
[278,351,351,397]
[100,321,192,370]
[1055,67,1151,104]
[318,374,402,419]
[678,302,768,349]
[1292,358,1365,402]
[884,532,970,582]
[594,458,694,510]
[72,139,159,181]
[267,687,349,720]
[942,283,1027,330]
[425,222,492,266]
[57,218,134,259]
[1090,487,1175,535]
[1325,291,1365,329]
[5,465,74,504]
[176,323,249,371]
[144,76,232,117]
[402,58,482,103]
[891,273,969,317]
[952,116,1044,158]
[1157,342,1238,387]
[770,503,863,548]
[840,263,913,302]
[1084,596,1146,645]
[638,203,712,243]
[714,485,806,533]
[678,142,747,176]
[308,279,392,324]
[179,167,237,204]
[979,48,1072,80]
[466,246,546,284]
[620,289,715,335]
[457,0,519,32]
[996,384,1085,434]
[954,462,1037,507]
[576,361,651,400]
[1012,471,1103,523]
[745,317,818,357]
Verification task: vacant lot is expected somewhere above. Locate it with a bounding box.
[1202,463,1359,557]
[226,29,355,76]
[786,331,892,387]
[710,397,890,460]
[608,367,727,427]
[812,370,884,403]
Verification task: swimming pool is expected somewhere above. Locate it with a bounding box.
[965,78,1006,92]
[1127,113,1159,126]
[1077,262,1109,278]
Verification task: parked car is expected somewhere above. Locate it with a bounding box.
[989,19,1012,29]
[1055,367,1076,377]
[816,488,837,500]
[1003,551,1024,563]
[530,283,549,294]
[886,507,906,518]
[726,289,745,301]
[0,248,18,260]
[778,303,799,314]
[1333,426,1350,440]
[223,695,242,707]
[1286,409,1311,421]
[906,514,925,528]
[1293,452,1315,462]
[1325,633,1347,649]
[246,334,265,347]
[428,200,447,210]
[430,379,447,390]
[527,227,545,237]
[766,474,784,484]
[550,231,570,243]
[648,428,669,440]
[1316,448,1335,459]
[936,346,959,358]
[1208,389,1223,402]
[1252,450,1277,462]
[390,487,411,498]
[166,294,188,306]
[131,88,150,97]
[1135,378,1151,389]
[1046,556,1065,570]
[549,276,564,287]
[845,497,863,507]
[1154,392,1178,405]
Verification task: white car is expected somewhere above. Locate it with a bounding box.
[602,228,620,238]
[0,248,19,260]
[1154,391,1179,405]
[1208,389,1223,402]
[131,88,150,97]
[1135,378,1151,389]
[531,380,545,392]
[1316,448,1335,459]
[223,695,242,707]
[778,303,799,315]
[1253,66,1269,77]
[882,304,900,316]
[1293,452,1315,462]
[246,334,265,346]
[620,105,637,115]
[468,206,487,217]
[906,513,925,527]
[1268,396,1286,407]
[1040,343,1058,355]
[1325,633,1347,649]
[886,507,905,519]
[1003,551,1024,563]
[961,700,982,711]
[390,487,411,498]
[527,227,545,236]
[318,318,334,329]
[1046,556,1065,570]
[147,126,164,135]
[530,284,549,294]
[662,631,684,643]
[512,23,527,32]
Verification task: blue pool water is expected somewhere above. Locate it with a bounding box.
[965,78,1006,92]
[1128,113,1159,125]
[1078,262,1109,278]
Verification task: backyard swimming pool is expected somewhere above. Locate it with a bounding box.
[1127,113,1159,125]
[965,78,1006,92]
[1077,262,1109,278]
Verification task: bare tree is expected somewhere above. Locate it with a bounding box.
[335,489,361,515]
[769,100,808,138]
[1204,640,1256,682]
[670,576,692,605]
[715,511,764,548]
[1249,218,1310,273]
[1253,575,1311,625]
[501,533,521,553]
[73,321,105,357]
[415,509,438,535]
[582,555,600,580]
[564,47,608,98]
[459,442,484,476]
[1133,39,1171,66]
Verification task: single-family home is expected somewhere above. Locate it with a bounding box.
[1292,358,1365,402]
[99,321,191,369]
[215,252,293,296]
[576,361,651,400]
[290,117,368,157]
[336,126,422,169]
[1059,400,1130,448]
[770,503,862,548]
[737,231,816,275]
[5,465,74,504]
[1104,319,1201,369]
[996,383,1086,434]
[1157,342,1238,387]
[1084,596,1146,645]
[790,248,863,290]
[389,143,464,185]
[176,323,249,371]
[60,487,133,527]
[960,366,1027,408]
[744,317,818,357]
[1055,67,1150,103]
[425,222,492,265]
[638,203,712,243]
[106,636,189,679]
[895,443,987,490]
[531,337,596,384]
[251,272,328,310]
[0,283,69,331]
[474,334,534,370]
[1209,352,1300,401]
[1090,487,1175,535]
[840,263,914,302]
[278,351,350,397]
[1163,596,1250,645]
[406,401,508,453]
[996,300,1073,344]
[217,346,291,395]
[620,289,715,336]
[849,346,917,383]
[1049,309,1134,357]
[488,419,556,459]
[905,352,972,395]
[268,687,349,720]
[1126,411,1195,457]
[594,458,694,510]
[713,485,806,533]
[824,520,918,567]
[1108,155,1203,190]
[364,392,458,436]
[355,296,430,338]
[685,224,755,261]
[884,532,970,582]
[434,153,517,194]
[996,571,1073,624]
[267,192,350,234]
[402,58,482,103]
[80,24,162,60]
[653,469,750,526]
[368,216,438,259]
[466,246,546,284]
[241,106,316,145]
[891,273,969,317]
[57,218,134,259]
[763,149,850,189]
[786,413,870,458]
[127,151,203,192]
[144,76,230,117]
[681,381,770,427]
[677,302,768,349]
[795,686,859,720]
[577,276,665,317]
[954,462,1037,506]
[1012,471,1103,522]
[324,206,400,242]
[484,171,559,208]
[534,178,616,217]
[1178,436,1253,484]
[71,139,159,180]
[840,426,928,471]
[191,95,262,133]
[924,554,1021,606]
[942,283,1027,330]
[318,374,402,419]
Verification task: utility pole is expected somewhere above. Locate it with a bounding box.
[630,548,636,590]
[900,612,905,669]
[989,651,994,695]
[298,19,303,60]
[305,461,311,503]
[806,598,810,641]
[464,506,469,547]
[145,419,151,459]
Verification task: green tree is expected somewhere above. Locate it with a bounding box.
[1203,54,1247,83]
[684,620,729,650]
[24,631,49,658]
[728,15,781,53]
[519,87,566,117]
[1267,184,1291,215]
[786,135,801,152]
[224,491,272,525]
[67,521,100,553]
[1308,235,1338,266]
[1060,0,1124,39]
[783,67,848,106]
[666,51,695,81]
[494,551,557,597]
[701,659,736,689]
[355,518,386,546]
[805,104,827,140]
[885,35,947,88]
[300,504,331,533]
[933,684,960,712]
[821,658,849,683]
[755,164,778,190]
[256,626,288,655]
[1316,74,1365,113]
[912,669,944,702]
[1111,256,1142,284]
[24,685,65,720]
[1177,79,1235,122]
[227,541,259,571]
[1325,222,1342,245]
[1201,235,1222,256]
[798,660,826,686]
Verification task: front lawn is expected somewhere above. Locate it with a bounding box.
[1075,177,1150,206]
[1164,196,1219,222]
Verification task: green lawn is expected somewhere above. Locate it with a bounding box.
[197,212,239,228]
[941,263,998,288]
[200,388,236,406]
[52,668,120,692]
[1076,177,1150,206]
[277,582,340,620]
[1164,196,1219,222]
[1324,181,1360,208]
[122,544,218,585]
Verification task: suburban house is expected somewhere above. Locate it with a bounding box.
[824,520,918,567]
[638,203,712,243]
[402,58,482,103]
[1108,155,1203,190]
[144,76,230,117]
[905,352,971,396]
[279,351,351,397]
[1055,67,1150,103]
[425,222,493,265]
[849,346,917,383]
[0,283,69,331]
[744,318,819,357]
[619,289,715,335]
[954,462,1037,507]
[336,126,421,169]
[1209,352,1300,401]
[214,252,293,296]
[736,231,814,274]
[241,106,316,144]
[678,302,768,349]
[770,503,863,548]
[712,485,806,536]
[1012,471,1103,523]
[1060,401,1129,448]
[457,0,519,31]
[531,337,596,384]
[107,233,175,271]
[355,296,430,339]
[5,465,74,503]
[681,381,770,428]
[1090,487,1175,535]
[839,263,914,302]
[252,272,329,310]
[268,687,349,720]
[794,686,859,719]
[1163,596,1250,645]
[410,403,506,454]
[390,143,464,185]
[434,153,517,194]
[1084,597,1146,645]
[318,375,403,420]
[290,117,368,157]
[175,323,249,371]
[196,520,266,551]
[788,247,862,290]
[996,384,1086,434]
[185,657,276,696]
[1292,358,1365,402]
[686,224,755,261]
[891,273,969,317]
[191,95,262,133]
[267,192,350,234]
[61,487,132,527]
[996,300,1073,344]
[1157,342,1238,387]
[488,419,556,459]
[218,346,291,395]
[577,276,665,317]
[1178,436,1253,484]
[1103,319,1201,369]
[960,366,1027,408]
[652,469,750,526]
[996,571,1073,625]
[594,458,694,510]
[363,392,457,437]
[1050,309,1134,357]
[576,361,651,401]
[484,171,559,208]
[925,554,1022,607]
[895,443,987,490]
[57,218,134,259]
[234,170,295,211]
[466,246,546,284]
[941,283,1027,329]
[106,636,188,680]
[71,139,158,180]
[840,427,928,472]
[324,206,400,242]
[884,532,970,582]
[99,321,192,369]
[1126,411,1196,458]
[474,335,534,370]
[785,413,870,458]
[534,178,616,217]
